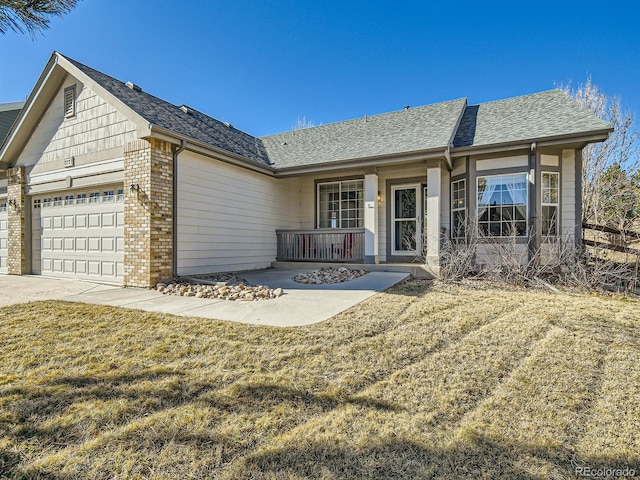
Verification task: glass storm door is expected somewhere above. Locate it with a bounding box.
[392,184,419,255]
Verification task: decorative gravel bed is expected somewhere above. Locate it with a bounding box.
[155,275,283,301]
[292,266,369,284]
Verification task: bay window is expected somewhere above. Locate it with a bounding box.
[477,173,527,237]
[317,180,364,228]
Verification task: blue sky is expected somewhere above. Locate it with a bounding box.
[1,0,639,137]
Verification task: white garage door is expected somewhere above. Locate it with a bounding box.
[0,200,7,274]
[32,186,124,283]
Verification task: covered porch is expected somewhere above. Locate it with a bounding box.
[275,160,445,274]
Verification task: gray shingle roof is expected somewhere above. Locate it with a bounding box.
[261,99,468,169]
[61,54,611,171]
[453,89,611,148]
[65,56,271,168]
[0,102,23,145]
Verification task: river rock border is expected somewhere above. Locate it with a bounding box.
[293,266,368,284]
[155,275,283,301]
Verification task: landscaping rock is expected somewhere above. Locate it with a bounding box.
[292,267,368,285]
[153,273,282,302]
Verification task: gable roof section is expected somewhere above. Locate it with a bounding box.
[261,98,468,169]
[64,56,271,168]
[0,102,24,145]
[1,52,611,175]
[453,89,611,149]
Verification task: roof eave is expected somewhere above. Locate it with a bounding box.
[146,125,275,176]
[273,146,448,177]
[0,53,60,166]
[0,52,153,169]
[450,129,613,158]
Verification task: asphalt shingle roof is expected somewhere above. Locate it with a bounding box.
[261,99,468,169]
[453,89,611,148]
[0,102,23,145]
[62,54,610,171]
[65,56,271,167]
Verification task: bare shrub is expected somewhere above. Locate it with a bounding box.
[415,220,639,294]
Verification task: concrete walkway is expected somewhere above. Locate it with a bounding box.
[0,269,409,326]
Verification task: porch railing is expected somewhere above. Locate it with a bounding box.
[276,228,365,262]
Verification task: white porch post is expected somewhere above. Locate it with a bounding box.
[426,160,441,271]
[364,172,379,264]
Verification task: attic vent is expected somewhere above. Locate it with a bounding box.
[64,85,76,118]
[125,81,142,92]
[180,105,193,115]
[64,157,74,168]
[223,122,233,128]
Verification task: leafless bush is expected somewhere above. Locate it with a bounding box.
[416,221,639,294]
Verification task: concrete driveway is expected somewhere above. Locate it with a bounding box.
[0,269,409,326]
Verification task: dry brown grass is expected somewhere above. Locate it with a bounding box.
[0,280,639,479]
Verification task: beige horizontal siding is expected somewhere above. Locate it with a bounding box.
[561,149,577,239]
[176,151,299,275]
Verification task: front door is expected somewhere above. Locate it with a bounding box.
[391,184,420,255]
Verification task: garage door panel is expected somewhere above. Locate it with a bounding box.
[88,237,100,251]
[32,186,124,283]
[102,213,115,227]
[102,237,115,252]
[76,237,87,251]
[102,261,115,276]
[88,261,100,275]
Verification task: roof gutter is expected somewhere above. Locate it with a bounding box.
[450,129,612,158]
[273,146,449,177]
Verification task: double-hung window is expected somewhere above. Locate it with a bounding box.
[477,173,527,237]
[451,179,466,238]
[317,180,364,228]
[541,172,559,236]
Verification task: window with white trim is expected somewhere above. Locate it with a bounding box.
[76,193,87,204]
[89,192,100,204]
[541,172,559,236]
[64,195,74,206]
[451,179,466,238]
[43,198,52,208]
[116,189,124,202]
[0,202,6,213]
[53,196,63,207]
[103,190,115,202]
[317,179,364,228]
[64,85,76,118]
[33,199,41,209]
[477,173,527,237]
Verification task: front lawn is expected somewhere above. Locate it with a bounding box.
[0,280,638,479]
